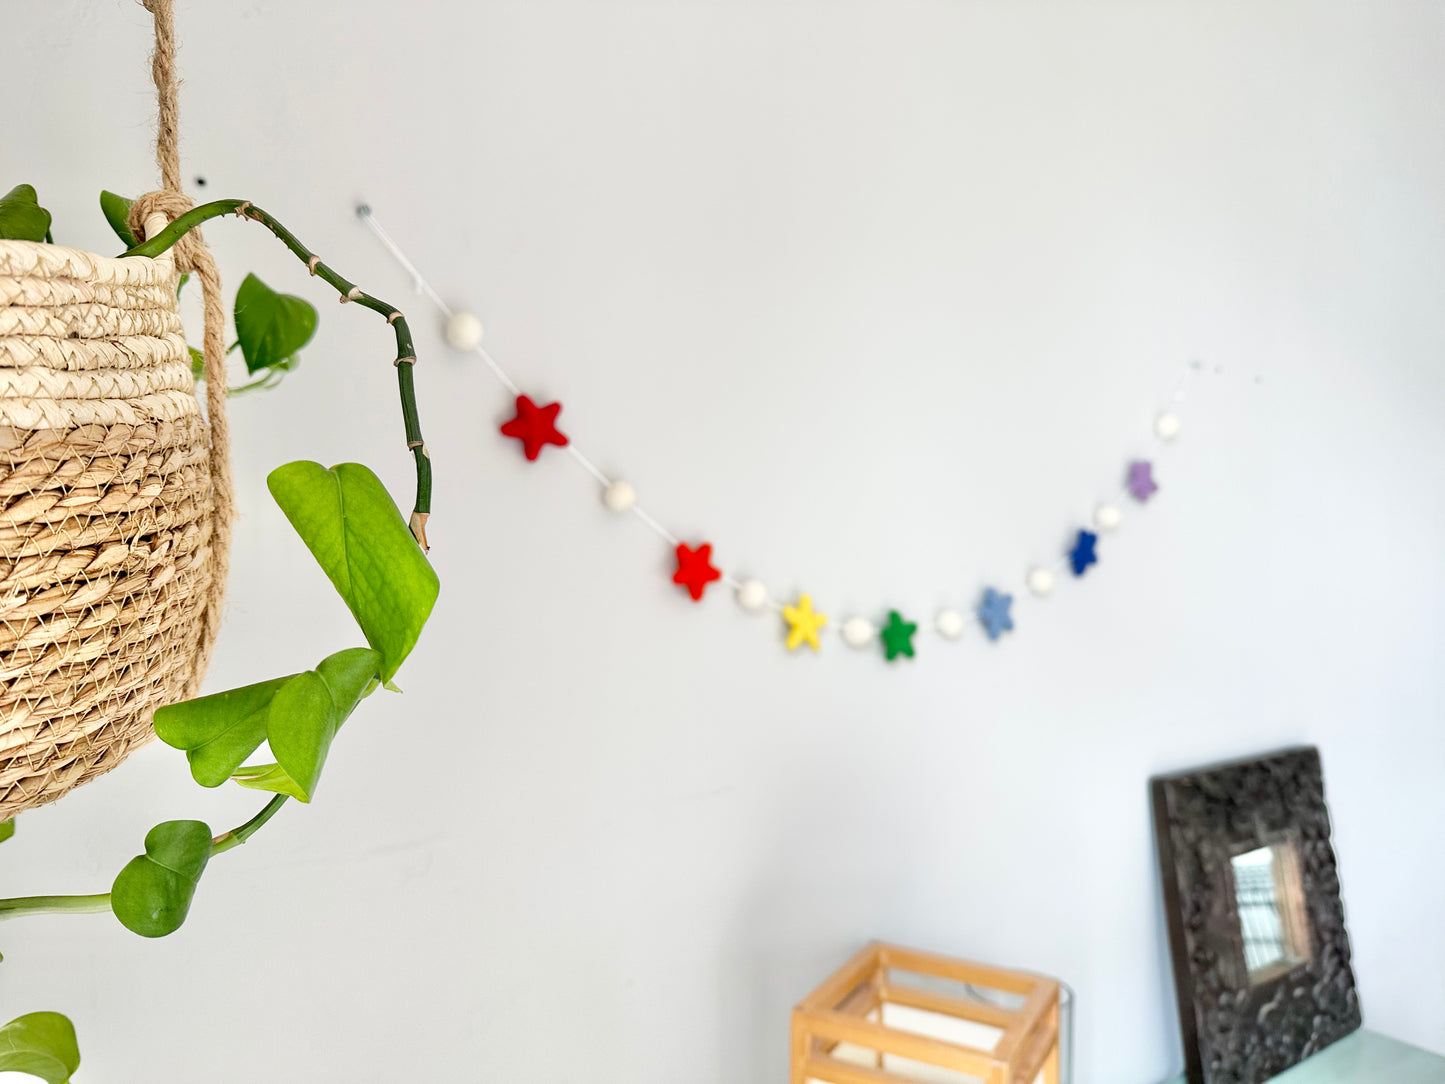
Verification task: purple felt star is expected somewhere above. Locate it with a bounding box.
[1127,460,1158,502]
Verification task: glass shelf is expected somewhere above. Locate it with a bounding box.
[1159,1030,1445,1084]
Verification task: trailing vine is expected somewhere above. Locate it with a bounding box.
[125,197,433,547]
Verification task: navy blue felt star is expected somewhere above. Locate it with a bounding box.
[977,587,1014,641]
[1069,529,1098,576]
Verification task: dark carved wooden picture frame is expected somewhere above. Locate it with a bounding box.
[1152,747,1361,1083]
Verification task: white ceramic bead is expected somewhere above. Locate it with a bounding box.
[841,617,875,648]
[736,579,769,612]
[1094,503,1121,532]
[935,608,965,640]
[444,311,485,351]
[1155,412,1182,441]
[1027,567,1055,597]
[602,480,636,512]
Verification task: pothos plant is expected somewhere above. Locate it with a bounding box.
[0,184,438,1081]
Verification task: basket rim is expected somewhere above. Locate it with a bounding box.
[0,213,177,288]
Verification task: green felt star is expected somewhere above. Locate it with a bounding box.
[880,610,917,662]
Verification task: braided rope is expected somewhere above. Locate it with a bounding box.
[0,0,234,816]
[132,0,234,707]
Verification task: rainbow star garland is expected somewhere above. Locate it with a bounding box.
[359,205,1195,663]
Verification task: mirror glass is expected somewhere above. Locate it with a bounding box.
[1232,843,1311,982]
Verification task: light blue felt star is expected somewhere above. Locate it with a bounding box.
[977,587,1014,641]
[1069,529,1098,576]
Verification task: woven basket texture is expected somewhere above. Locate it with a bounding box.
[0,223,218,817]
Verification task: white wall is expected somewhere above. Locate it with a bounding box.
[4,2,1444,1081]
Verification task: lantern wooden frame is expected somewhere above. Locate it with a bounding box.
[791,942,1061,1084]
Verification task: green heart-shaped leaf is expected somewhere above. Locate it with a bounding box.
[158,650,381,801]
[0,185,52,242]
[154,676,293,787]
[268,462,439,681]
[265,673,333,800]
[0,1012,80,1084]
[99,190,138,248]
[111,820,212,938]
[233,272,318,375]
[0,818,13,843]
[265,648,382,802]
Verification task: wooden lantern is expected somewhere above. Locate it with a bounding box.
[791,942,1061,1084]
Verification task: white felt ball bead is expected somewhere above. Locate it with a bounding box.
[602,480,636,512]
[1027,567,1055,597]
[842,617,875,648]
[444,311,485,351]
[1094,504,1122,532]
[1155,412,1182,441]
[737,579,769,612]
[935,609,965,640]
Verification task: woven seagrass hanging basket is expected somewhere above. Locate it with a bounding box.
[0,0,232,819]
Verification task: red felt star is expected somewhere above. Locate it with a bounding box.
[672,542,722,602]
[499,394,569,461]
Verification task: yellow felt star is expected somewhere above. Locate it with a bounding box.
[783,593,828,652]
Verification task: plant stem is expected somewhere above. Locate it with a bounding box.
[0,795,290,921]
[226,370,286,397]
[210,794,289,856]
[0,894,111,920]
[123,199,433,548]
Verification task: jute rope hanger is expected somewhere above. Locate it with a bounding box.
[0,0,233,816]
[129,0,234,702]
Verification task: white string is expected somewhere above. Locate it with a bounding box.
[565,445,613,488]
[357,203,1200,652]
[357,206,522,397]
[629,504,681,549]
